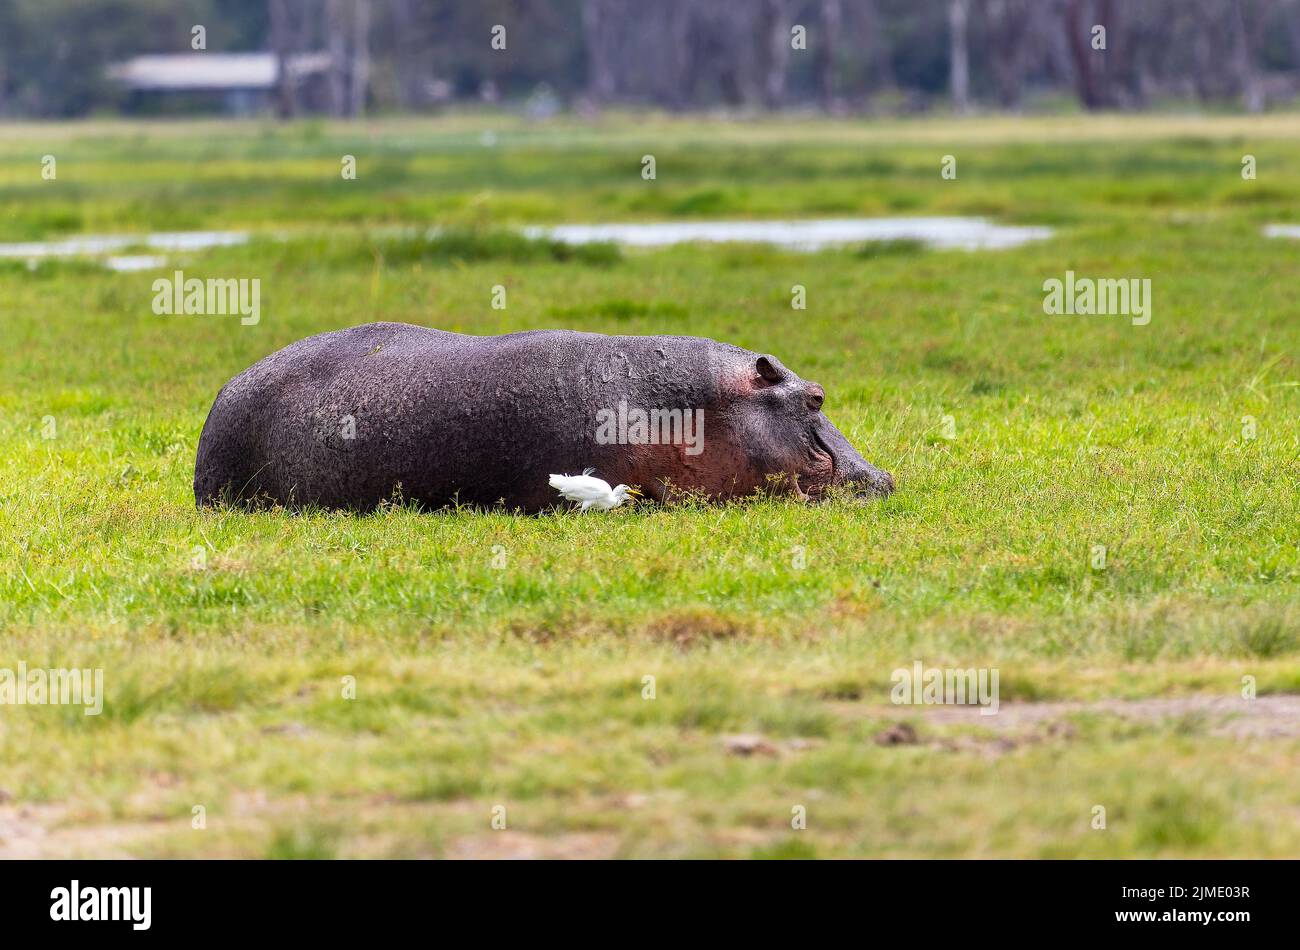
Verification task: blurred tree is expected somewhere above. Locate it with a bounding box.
[0,0,211,116]
[1063,0,1111,109]
[948,0,970,112]
[268,0,297,117]
[1,0,1299,117]
[581,0,616,105]
[815,0,841,110]
[757,0,793,109]
[349,0,371,116]
[982,0,1031,109]
[1232,0,1263,112]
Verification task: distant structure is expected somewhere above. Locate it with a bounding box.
[107,53,332,114]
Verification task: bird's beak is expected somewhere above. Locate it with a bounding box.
[627,487,643,498]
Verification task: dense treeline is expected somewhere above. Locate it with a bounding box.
[1,0,1297,117]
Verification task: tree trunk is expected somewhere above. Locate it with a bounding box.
[760,0,792,110]
[817,0,841,111]
[1232,0,1263,113]
[269,0,296,119]
[388,0,423,110]
[1287,0,1300,70]
[583,0,616,104]
[948,0,971,113]
[667,0,694,111]
[986,0,1029,109]
[349,0,371,118]
[326,0,348,117]
[1063,0,1103,109]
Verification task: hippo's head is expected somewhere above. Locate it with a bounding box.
[722,352,894,500]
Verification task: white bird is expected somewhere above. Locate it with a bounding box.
[548,467,642,512]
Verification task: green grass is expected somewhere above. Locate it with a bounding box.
[0,113,1298,857]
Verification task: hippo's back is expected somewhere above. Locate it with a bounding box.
[194,322,737,510]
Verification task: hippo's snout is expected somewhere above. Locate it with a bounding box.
[813,414,895,498]
[841,459,895,497]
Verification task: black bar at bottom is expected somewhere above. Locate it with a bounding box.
[0,858,1287,937]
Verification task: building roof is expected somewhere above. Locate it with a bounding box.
[107,52,332,92]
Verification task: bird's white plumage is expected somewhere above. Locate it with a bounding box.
[548,467,639,511]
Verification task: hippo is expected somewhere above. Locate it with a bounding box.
[193,322,894,512]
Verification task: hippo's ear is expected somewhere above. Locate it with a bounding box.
[755,355,786,385]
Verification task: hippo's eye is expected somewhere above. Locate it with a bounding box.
[755,355,785,385]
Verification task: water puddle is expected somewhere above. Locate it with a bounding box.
[0,231,248,271]
[104,255,170,272]
[0,218,1053,274]
[525,217,1052,251]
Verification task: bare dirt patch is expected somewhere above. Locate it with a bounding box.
[914,693,1300,738]
[0,804,176,859]
[445,830,621,859]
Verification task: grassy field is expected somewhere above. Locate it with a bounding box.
[1,113,1298,858]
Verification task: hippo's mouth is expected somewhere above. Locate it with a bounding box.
[800,430,837,497]
[806,424,895,499]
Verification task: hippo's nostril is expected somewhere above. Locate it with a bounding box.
[845,463,895,498]
[806,384,825,411]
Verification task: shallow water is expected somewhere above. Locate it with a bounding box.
[0,219,1052,272]
[104,255,170,272]
[0,231,248,270]
[525,217,1053,251]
